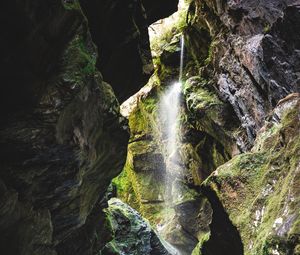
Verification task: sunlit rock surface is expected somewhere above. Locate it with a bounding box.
[114,8,234,253]
[114,1,300,255]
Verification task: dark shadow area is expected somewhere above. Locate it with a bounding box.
[79,0,179,102]
[201,186,244,255]
[0,1,78,121]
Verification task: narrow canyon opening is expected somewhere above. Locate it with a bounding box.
[113,1,245,254]
[0,0,299,255]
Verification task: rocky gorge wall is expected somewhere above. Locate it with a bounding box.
[0,0,299,254]
[113,0,300,254]
[0,0,178,254]
[186,0,300,149]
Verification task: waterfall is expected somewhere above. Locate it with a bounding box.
[159,34,185,206]
[179,35,184,82]
[157,34,185,255]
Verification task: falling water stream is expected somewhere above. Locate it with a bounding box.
[160,34,184,205]
[179,35,185,82]
[157,34,185,255]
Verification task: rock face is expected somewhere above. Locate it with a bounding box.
[0,0,178,254]
[187,0,300,148]
[113,16,233,253]
[0,1,128,254]
[202,94,300,255]
[114,81,167,225]
[113,0,300,255]
[101,198,171,255]
[185,1,300,253]
[1,0,299,254]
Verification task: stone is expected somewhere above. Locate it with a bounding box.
[187,0,300,146]
[100,198,171,255]
[201,94,300,255]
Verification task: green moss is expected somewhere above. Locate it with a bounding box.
[184,77,222,112]
[113,80,170,226]
[141,96,157,113]
[62,0,82,10]
[263,23,271,33]
[101,198,168,254]
[203,101,300,254]
[61,31,97,87]
[192,232,210,255]
[127,89,160,138]
[174,181,200,205]
[294,244,300,254]
[112,168,138,208]
[150,7,188,55]
[289,214,300,238]
[122,152,143,210]
[204,40,218,65]
[183,76,235,157]
[113,139,165,225]
[128,108,150,137]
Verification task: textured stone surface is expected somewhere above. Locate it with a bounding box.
[101,198,171,255]
[115,1,300,254]
[0,1,129,254]
[114,85,167,224]
[187,0,300,147]
[201,94,300,255]
[114,27,233,254]
[1,0,299,254]
[0,0,178,254]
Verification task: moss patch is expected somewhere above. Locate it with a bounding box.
[203,99,300,254]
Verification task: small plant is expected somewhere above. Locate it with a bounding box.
[204,40,217,65]
[263,24,271,33]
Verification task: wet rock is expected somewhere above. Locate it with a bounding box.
[101,198,170,255]
[183,76,239,153]
[175,197,212,241]
[160,218,198,255]
[113,87,167,223]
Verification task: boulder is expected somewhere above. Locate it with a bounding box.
[101,198,171,255]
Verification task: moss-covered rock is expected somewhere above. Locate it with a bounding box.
[185,0,300,146]
[201,94,300,255]
[0,1,129,254]
[114,4,238,253]
[100,198,171,255]
[113,83,167,225]
[183,76,239,155]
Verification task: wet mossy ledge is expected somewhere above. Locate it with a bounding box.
[113,83,166,224]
